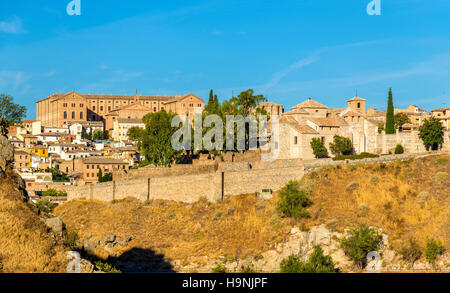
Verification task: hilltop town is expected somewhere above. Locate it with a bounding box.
[3,90,449,202]
[0,89,449,273]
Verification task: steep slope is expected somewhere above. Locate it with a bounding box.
[54,154,449,272]
[0,135,67,273]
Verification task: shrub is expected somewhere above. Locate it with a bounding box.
[310,138,328,158]
[95,261,122,273]
[329,135,354,156]
[33,200,55,216]
[212,262,226,273]
[437,158,448,164]
[239,264,256,273]
[340,224,382,269]
[417,191,430,205]
[346,182,359,193]
[370,175,379,185]
[63,229,80,250]
[41,188,67,197]
[399,237,422,269]
[280,246,336,273]
[394,144,404,154]
[359,204,369,216]
[276,180,312,218]
[434,172,448,183]
[332,152,379,161]
[425,238,445,267]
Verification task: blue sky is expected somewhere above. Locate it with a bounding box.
[0,0,449,119]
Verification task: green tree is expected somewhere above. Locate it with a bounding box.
[142,110,183,167]
[205,89,220,115]
[329,135,353,155]
[385,88,395,134]
[310,137,328,158]
[424,238,445,268]
[280,246,337,273]
[232,89,267,116]
[276,180,312,218]
[377,123,385,134]
[97,168,103,182]
[394,112,411,130]
[0,94,27,135]
[127,126,146,150]
[399,237,422,269]
[81,131,92,140]
[340,224,382,269]
[418,117,444,150]
[93,129,104,140]
[394,144,404,154]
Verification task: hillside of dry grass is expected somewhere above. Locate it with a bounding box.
[0,170,67,273]
[54,154,449,270]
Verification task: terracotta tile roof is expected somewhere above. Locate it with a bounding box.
[309,117,348,127]
[22,120,39,123]
[291,124,319,134]
[432,107,450,112]
[293,98,328,109]
[342,110,363,117]
[283,108,309,115]
[347,96,366,102]
[279,116,299,124]
[258,101,284,107]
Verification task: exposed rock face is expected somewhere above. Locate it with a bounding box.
[0,135,14,174]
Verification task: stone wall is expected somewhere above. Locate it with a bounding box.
[67,159,304,203]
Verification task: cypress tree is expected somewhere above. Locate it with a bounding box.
[385,88,395,134]
[206,89,214,113]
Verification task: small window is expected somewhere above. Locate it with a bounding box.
[64,111,67,119]
[357,102,361,109]
[294,136,298,145]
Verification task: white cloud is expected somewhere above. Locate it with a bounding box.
[0,70,30,89]
[0,16,24,34]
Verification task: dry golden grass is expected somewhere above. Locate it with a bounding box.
[0,170,67,273]
[55,194,291,264]
[54,155,449,265]
[302,154,450,252]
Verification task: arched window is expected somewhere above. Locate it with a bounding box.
[357,102,361,109]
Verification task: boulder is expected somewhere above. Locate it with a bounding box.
[101,233,116,245]
[0,135,14,174]
[83,240,97,253]
[45,217,65,233]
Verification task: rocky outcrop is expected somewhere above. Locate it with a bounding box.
[0,135,14,174]
[45,217,66,234]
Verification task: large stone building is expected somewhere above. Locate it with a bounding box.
[36,91,205,130]
[277,96,450,160]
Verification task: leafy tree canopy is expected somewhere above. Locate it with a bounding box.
[418,117,444,150]
[0,94,26,135]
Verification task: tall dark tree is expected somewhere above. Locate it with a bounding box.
[385,88,395,134]
[0,94,27,135]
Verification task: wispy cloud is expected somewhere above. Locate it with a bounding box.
[0,16,25,34]
[0,70,30,89]
[262,54,319,91]
[261,40,383,91]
